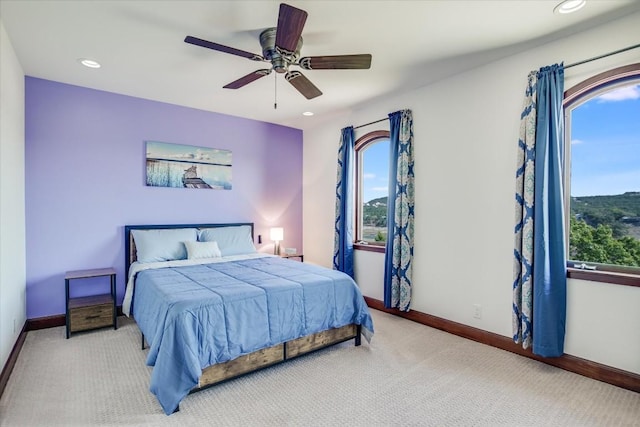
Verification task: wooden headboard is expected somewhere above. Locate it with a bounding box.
[124,223,254,278]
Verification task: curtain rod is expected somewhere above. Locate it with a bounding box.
[565,43,640,69]
[353,117,389,129]
[352,46,639,127]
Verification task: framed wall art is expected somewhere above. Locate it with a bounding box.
[145,141,232,190]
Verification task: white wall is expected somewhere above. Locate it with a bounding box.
[303,11,640,374]
[0,19,26,372]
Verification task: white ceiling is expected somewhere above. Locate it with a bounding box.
[2,0,639,130]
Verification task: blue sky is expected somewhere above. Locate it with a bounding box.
[570,82,640,197]
[362,139,390,203]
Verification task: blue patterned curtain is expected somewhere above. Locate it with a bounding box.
[513,71,537,350]
[513,64,567,357]
[333,126,355,278]
[384,110,414,311]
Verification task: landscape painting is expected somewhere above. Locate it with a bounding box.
[145,141,232,190]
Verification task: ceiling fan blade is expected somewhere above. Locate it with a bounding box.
[299,54,372,70]
[275,3,308,55]
[223,69,271,89]
[285,71,322,99]
[185,36,264,61]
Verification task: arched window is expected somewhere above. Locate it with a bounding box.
[564,63,640,277]
[354,130,390,251]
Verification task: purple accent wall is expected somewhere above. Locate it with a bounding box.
[25,77,303,319]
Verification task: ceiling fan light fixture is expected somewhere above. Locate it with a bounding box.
[554,0,586,14]
[78,58,101,68]
[272,57,288,73]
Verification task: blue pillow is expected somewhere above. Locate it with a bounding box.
[198,225,256,257]
[131,228,198,263]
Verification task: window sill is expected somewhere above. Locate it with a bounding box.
[567,268,640,288]
[354,243,385,253]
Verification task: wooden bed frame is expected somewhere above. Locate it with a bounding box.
[124,223,362,394]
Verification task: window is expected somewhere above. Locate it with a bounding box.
[355,130,390,251]
[565,63,640,280]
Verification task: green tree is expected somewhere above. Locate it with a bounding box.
[374,231,386,242]
[570,218,640,267]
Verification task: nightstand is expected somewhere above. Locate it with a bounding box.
[65,267,117,338]
[281,254,304,262]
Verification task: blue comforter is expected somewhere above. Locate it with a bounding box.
[132,256,374,414]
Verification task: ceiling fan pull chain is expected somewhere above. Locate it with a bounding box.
[274,72,278,110]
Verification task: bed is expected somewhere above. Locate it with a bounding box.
[124,223,374,415]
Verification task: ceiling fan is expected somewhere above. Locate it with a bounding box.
[184,3,372,101]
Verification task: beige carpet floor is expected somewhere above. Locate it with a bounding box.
[1,310,638,426]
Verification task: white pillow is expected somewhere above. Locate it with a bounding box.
[184,240,222,260]
[198,225,257,257]
[131,228,198,263]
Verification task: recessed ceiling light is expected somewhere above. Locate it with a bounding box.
[302,111,314,116]
[78,58,101,68]
[554,0,586,14]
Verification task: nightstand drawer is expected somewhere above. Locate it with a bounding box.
[65,268,117,338]
[69,303,113,332]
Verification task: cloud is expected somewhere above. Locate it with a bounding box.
[596,84,640,102]
[371,186,388,192]
[148,147,231,165]
[171,153,195,159]
[363,173,376,179]
[571,139,584,145]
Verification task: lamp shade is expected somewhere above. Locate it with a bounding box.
[270,227,284,241]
